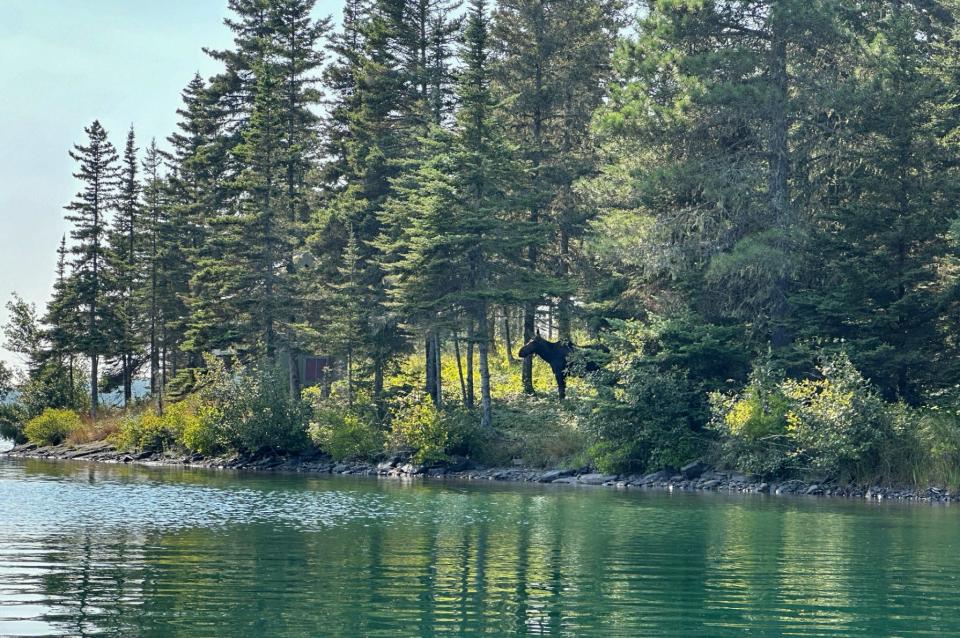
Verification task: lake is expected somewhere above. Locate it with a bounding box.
[0,458,958,637]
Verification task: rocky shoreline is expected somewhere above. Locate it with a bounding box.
[3,441,956,504]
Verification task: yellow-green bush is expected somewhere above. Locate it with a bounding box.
[179,404,221,456]
[388,393,451,465]
[114,400,203,453]
[307,389,382,461]
[24,408,82,446]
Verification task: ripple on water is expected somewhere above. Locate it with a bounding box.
[2,459,960,637]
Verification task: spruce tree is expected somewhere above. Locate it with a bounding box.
[106,125,142,406]
[491,0,622,392]
[64,120,120,418]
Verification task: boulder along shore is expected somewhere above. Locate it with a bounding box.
[3,441,956,504]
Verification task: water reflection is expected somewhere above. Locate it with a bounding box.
[1,459,958,637]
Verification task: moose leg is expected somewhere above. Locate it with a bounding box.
[554,368,566,401]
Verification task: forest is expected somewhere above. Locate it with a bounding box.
[4,0,960,486]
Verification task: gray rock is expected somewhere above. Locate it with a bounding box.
[551,477,579,484]
[578,473,618,485]
[399,463,424,475]
[681,460,710,480]
[537,469,574,483]
[805,484,821,495]
[756,482,770,493]
[700,479,721,490]
[635,470,670,485]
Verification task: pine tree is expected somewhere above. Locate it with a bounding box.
[590,0,847,349]
[491,0,622,392]
[792,1,960,401]
[385,0,533,424]
[139,140,167,408]
[106,125,142,406]
[44,236,84,408]
[64,120,120,418]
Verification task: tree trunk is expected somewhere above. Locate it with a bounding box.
[768,11,791,349]
[453,328,467,406]
[288,348,302,400]
[557,228,572,341]
[350,356,356,406]
[478,311,492,429]
[123,354,132,407]
[90,354,98,420]
[521,307,536,394]
[503,308,515,364]
[466,320,475,408]
[425,332,437,404]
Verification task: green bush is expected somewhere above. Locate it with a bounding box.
[180,404,222,456]
[585,365,706,474]
[199,358,310,455]
[115,413,164,452]
[114,401,202,453]
[388,393,450,465]
[0,403,28,444]
[782,354,892,479]
[24,408,82,446]
[307,391,383,462]
[709,360,792,477]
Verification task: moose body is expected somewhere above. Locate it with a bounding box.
[517,333,605,400]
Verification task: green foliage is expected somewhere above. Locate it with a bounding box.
[782,354,892,478]
[0,403,28,444]
[24,408,82,446]
[114,400,203,454]
[585,367,706,474]
[198,358,310,455]
[388,393,452,465]
[709,359,792,476]
[306,390,382,462]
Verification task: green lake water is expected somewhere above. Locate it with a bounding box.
[1,458,959,637]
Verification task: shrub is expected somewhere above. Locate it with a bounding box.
[585,366,706,474]
[388,393,450,465]
[114,412,169,452]
[24,408,82,446]
[112,399,212,454]
[709,359,792,477]
[180,404,221,456]
[307,391,382,462]
[782,354,891,479]
[199,358,310,455]
[0,403,27,444]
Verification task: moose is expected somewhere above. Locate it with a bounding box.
[517,332,607,400]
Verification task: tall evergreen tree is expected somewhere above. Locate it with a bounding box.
[491,0,622,393]
[64,120,120,417]
[106,125,142,406]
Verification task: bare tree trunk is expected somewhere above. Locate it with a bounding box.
[453,328,467,406]
[521,307,536,394]
[478,310,492,429]
[434,331,442,406]
[466,320,475,408]
[768,10,791,349]
[347,349,353,407]
[425,333,435,403]
[90,354,98,420]
[502,308,515,363]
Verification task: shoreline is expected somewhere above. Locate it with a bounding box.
[2,441,955,504]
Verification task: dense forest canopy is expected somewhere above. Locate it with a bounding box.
[4,0,960,484]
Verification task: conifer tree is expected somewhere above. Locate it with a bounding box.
[64,120,120,417]
[139,140,167,407]
[491,0,622,392]
[106,125,141,406]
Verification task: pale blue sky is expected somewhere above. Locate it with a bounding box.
[0,1,339,369]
